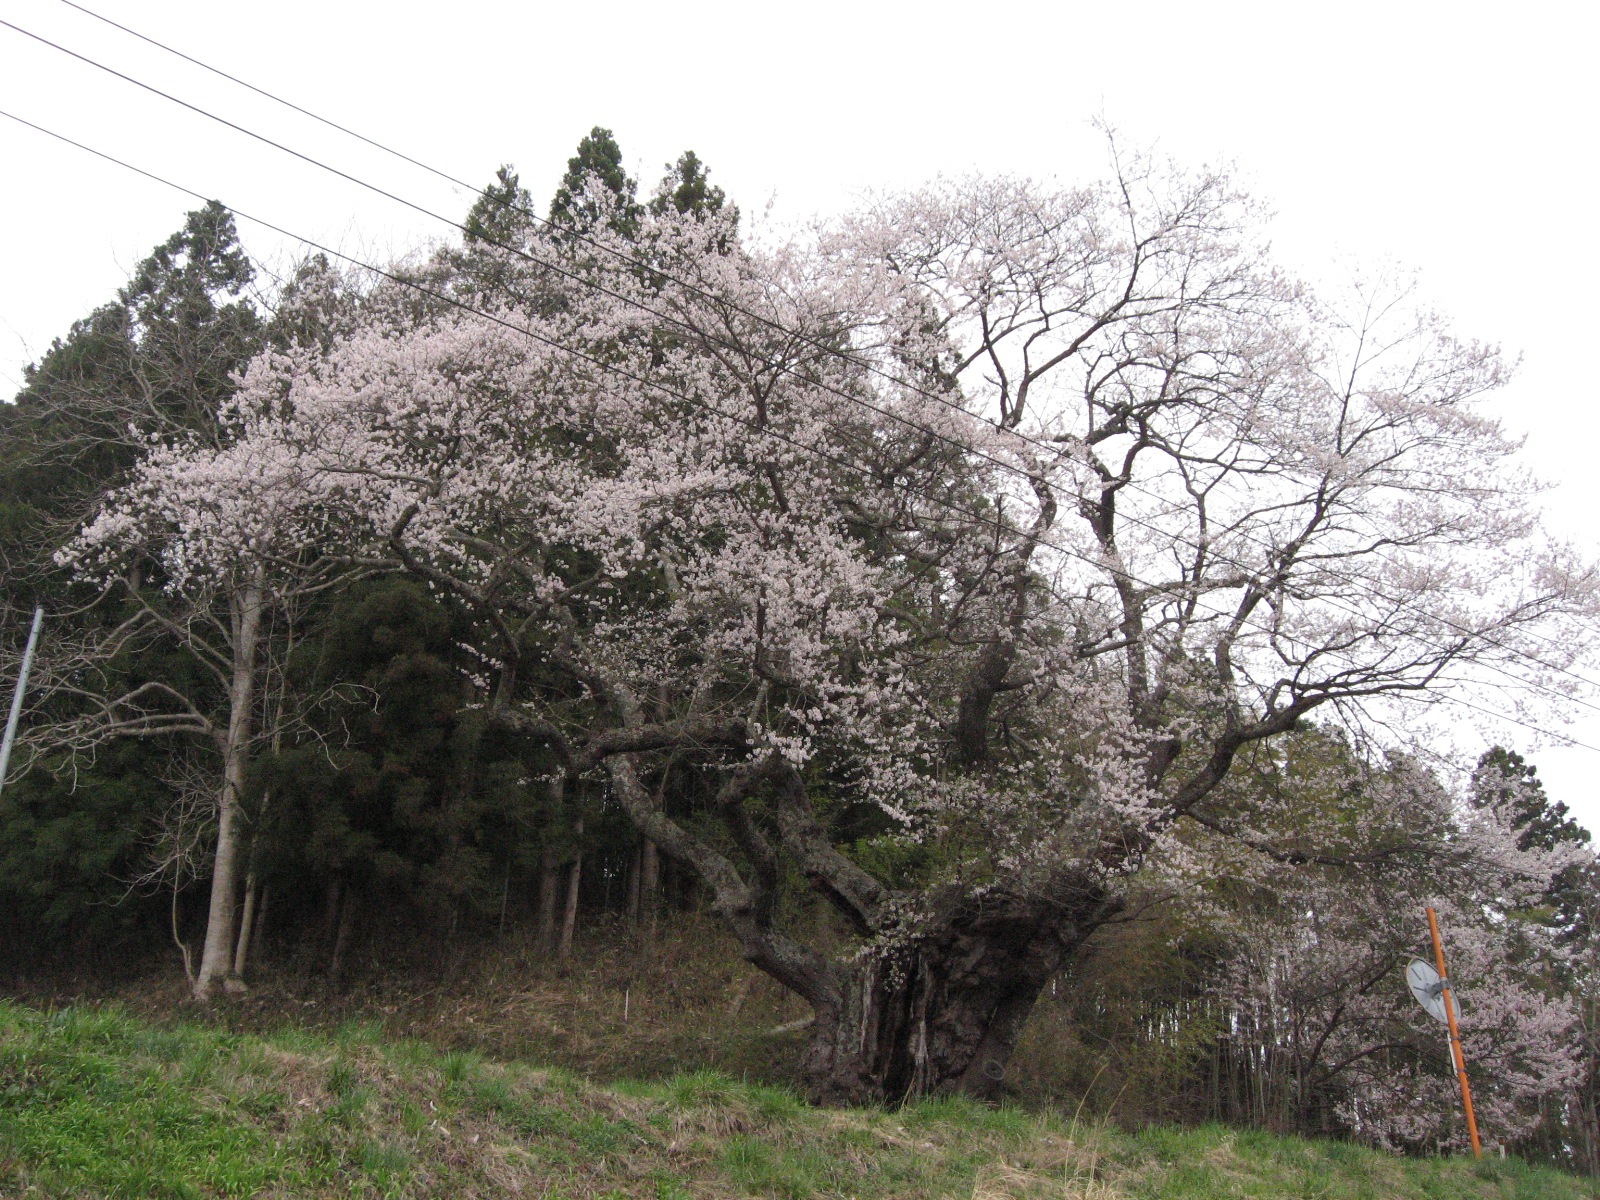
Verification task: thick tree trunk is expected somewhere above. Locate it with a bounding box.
[589,729,1125,1110]
[193,571,264,1002]
[799,885,1120,1107]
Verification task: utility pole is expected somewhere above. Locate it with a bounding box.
[1427,906,1482,1159]
[0,605,44,799]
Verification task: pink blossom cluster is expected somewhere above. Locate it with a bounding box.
[59,155,1599,1116]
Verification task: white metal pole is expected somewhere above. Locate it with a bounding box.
[0,605,45,797]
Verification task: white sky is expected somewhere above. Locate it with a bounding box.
[2,0,1597,825]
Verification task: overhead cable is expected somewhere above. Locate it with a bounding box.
[3,103,1595,755]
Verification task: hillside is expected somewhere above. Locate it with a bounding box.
[0,1001,1592,1200]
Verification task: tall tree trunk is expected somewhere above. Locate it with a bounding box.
[536,845,559,954]
[593,731,1126,1109]
[626,843,642,926]
[800,885,1119,1106]
[171,878,195,987]
[328,888,358,992]
[640,839,659,930]
[230,784,273,982]
[230,869,259,982]
[558,818,583,958]
[193,569,264,1002]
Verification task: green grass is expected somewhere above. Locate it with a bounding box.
[0,1000,1593,1199]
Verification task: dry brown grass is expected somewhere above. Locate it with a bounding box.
[6,912,818,1090]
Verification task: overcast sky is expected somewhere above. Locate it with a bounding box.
[3,0,1597,823]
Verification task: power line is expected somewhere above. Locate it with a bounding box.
[1438,695,1600,755]
[0,14,1276,633]
[2,105,1594,757]
[55,0,474,191]
[1,14,1092,523]
[16,7,1600,717]
[0,108,1178,613]
[0,69,1582,745]
[30,4,1600,725]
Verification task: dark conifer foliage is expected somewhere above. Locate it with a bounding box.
[463,165,534,247]
[0,164,705,974]
[251,581,547,933]
[1475,746,1591,854]
[548,126,641,237]
[0,132,1596,1174]
[0,302,132,590]
[1474,745,1595,943]
[0,204,266,964]
[0,201,261,590]
[650,150,734,223]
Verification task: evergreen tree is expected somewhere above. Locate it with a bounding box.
[451,167,540,308]
[0,202,261,588]
[0,204,262,973]
[119,201,259,414]
[0,302,133,590]
[548,127,641,238]
[1474,747,1588,853]
[248,579,551,976]
[649,150,735,224]
[463,165,534,247]
[1473,746,1592,939]
[262,253,356,355]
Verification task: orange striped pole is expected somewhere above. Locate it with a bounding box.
[1426,907,1482,1159]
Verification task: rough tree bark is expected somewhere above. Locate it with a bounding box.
[592,742,1126,1106]
[800,884,1123,1105]
[486,625,1313,1108]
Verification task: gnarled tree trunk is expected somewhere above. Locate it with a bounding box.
[800,884,1121,1106]
[591,730,1122,1107]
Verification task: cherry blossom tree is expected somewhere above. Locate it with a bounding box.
[1219,890,1580,1150]
[1194,737,1585,1148]
[74,153,1598,1102]
[53,418,344,1001]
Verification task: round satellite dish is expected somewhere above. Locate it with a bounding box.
[1405,958,1462,1024]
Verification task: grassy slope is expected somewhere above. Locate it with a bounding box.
[0,1001,1593,1200]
